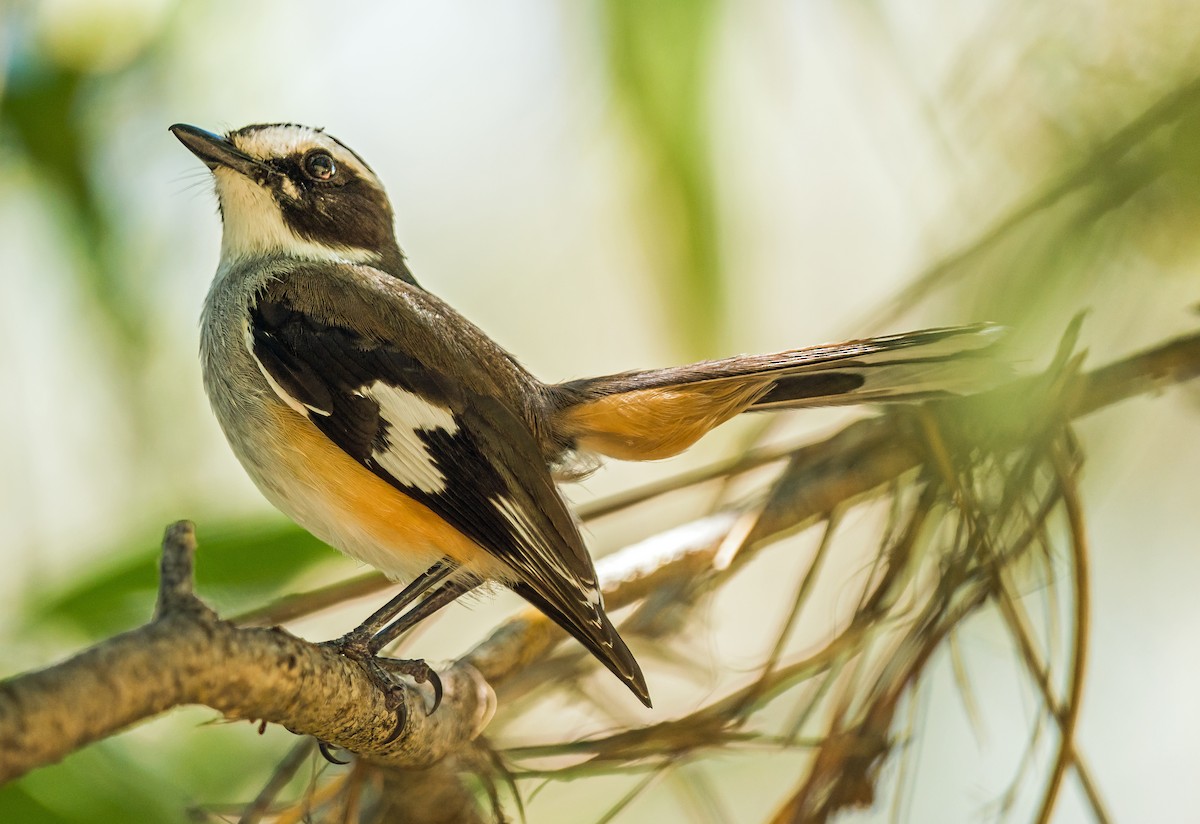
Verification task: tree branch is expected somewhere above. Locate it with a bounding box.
[0,522,494,783]
[0,329,1196,797]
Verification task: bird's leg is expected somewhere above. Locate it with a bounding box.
[366,575,481,654]
[366,576,483,715]
[326,560,454,655]
[325,566,481,717]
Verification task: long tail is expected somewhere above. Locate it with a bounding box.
[550,324,1005,462]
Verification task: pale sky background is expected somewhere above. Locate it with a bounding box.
[2,1,1199,821]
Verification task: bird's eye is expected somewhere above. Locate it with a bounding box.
[302,151,337,181]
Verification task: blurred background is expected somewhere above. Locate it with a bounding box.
[2,0,1199,821]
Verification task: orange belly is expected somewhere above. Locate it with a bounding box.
[263,403,499,579]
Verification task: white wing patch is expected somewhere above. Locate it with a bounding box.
[364,381,458,494]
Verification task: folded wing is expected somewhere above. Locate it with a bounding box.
[247,262,651,706]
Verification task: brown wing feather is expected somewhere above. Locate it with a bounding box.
[256,262,651,706]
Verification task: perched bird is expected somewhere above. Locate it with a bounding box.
[173,122,1001,709]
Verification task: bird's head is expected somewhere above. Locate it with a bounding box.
[172,122,411,279]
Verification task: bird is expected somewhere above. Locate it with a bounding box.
[172,121,1002,710]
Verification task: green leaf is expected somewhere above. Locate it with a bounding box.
[602,0,725,357]
[25,518,336,639]
[0,742,181,824]
[0,783,62,824]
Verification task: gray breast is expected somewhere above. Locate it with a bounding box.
[199,259,289,465]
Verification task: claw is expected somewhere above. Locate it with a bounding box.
[380,683,409,746]
[374,657,443,715]
[426,669,443,715]
[317,740,350,765]
[323,641,443,740]
[382,710,406,745]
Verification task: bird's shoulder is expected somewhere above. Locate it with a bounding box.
[255,261,542,405]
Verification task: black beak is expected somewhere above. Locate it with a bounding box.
[170,124,261,176]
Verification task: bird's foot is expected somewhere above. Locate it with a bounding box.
[323,629,372,659]
[322,635,444,733]
[370,656,444,716]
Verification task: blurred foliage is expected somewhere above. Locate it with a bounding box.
[0,717,310,823]
[0,744,180,823]
[602,0,725,358]
[24,519,331,640]
[875,73,1200,340]
[1,19,144,356]
[1,0,1199,821]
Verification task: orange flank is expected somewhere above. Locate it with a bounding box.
[264,404,504,580]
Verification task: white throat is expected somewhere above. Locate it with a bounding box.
[214,168,375,266]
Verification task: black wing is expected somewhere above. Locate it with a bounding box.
[247,264,650,706]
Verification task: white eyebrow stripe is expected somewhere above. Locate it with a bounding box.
[234,126,322,160]
[232,125,374,180]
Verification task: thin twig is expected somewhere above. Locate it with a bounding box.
[156,521,207,618]
[1034,444,1110,824]
[237,738,317,824]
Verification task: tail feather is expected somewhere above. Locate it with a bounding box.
[552,324,1005,462]
[749,328,1008,409]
